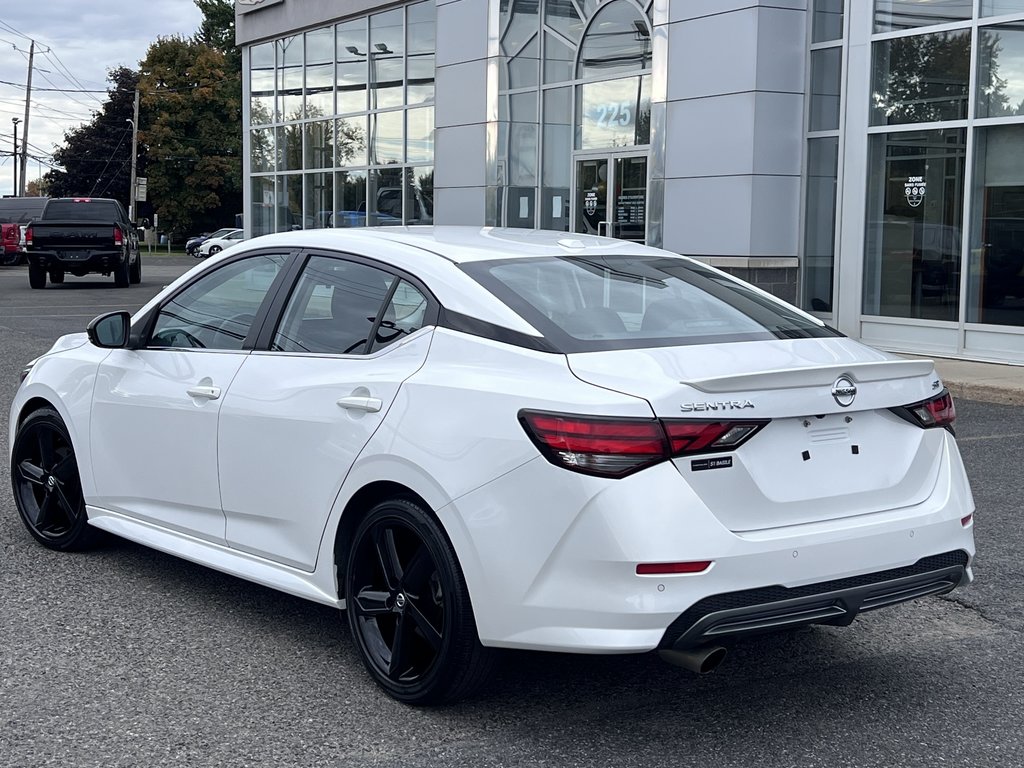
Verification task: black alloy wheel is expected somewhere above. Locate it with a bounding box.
[11,408,99,551]
[345,498,494,705]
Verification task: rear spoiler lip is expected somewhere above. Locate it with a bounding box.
[683,360,937,393]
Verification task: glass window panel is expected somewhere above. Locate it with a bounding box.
[304,121,334,170]
[152,255,286,351]
[334,170,368,227]
[802,137,839,313]
[250,177,276,237]
[272,256,395,355]
[408,53,435,104]
[863,129,966,321]
[407,107,434,164]
[277,36,304,121]
[870,30,971,125]
[577,0,652,79]
[874,0,972,32]
[577,76,650,149]
[370,279,429,353]
[509,34,540,89]
[337,116,368,166]
[405,166,434,224]
[250,42,275,126]
[370,111,404,165]
[810,48,842,131]
[542,87,572,231]
[337,19,368,114]
[812,0,844,42]
[509,123,538,186]
[501,0,541,55]
[250,127,275,173]
[306,28,332,65]
[544,32,575,84]
[978,24,1024,118]
[370,9,405,109]
[306,63,334,118]
[306,172,335,229]
[408,1,435,54]
[511,91,538,123]
[276,125,302,171]
[968,124,1024,325]
[369,167,406,225]
[982,1,1024,15]
[276,175,305,231]
[545,0,585,43]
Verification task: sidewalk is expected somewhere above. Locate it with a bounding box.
[903,355,1024,406]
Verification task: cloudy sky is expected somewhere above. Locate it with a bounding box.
[0,0,204,196]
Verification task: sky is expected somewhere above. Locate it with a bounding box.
[0,0,205,197]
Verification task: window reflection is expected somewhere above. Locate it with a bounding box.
[577,76,651,150]
[276,36,303,121]
[576,0,652,79]
[337,19,368,114]
[370,111,403,165]
[810,48,842,131]
[812,0,844,42]
[802,137,839,313]
[250,43,275,126]
[370,10,404,110]
[874,0,972,32]
[871,30,971,125]
[305,28,334,118]
[978,24,1024,118]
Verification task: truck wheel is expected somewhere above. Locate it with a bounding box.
[129,254,142,284]
[49,269,65,284]
[28,264,46,289]
[114,258,130,288]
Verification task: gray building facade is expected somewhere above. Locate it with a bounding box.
[236,0,1024,364]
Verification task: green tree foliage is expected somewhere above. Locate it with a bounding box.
[138,35,242,236]
[44,67,139,201]
[194,0,240,71]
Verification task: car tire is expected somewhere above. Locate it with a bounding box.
[11,407,102,551]
[28,263,46,289]
[49,269,64,284]
[114,257,130,288]
[345,498,495,705]
[208,245,222,256]
[129,254,142,284]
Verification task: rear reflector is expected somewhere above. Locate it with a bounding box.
[961,513,973,527]
[519,410,767,478]
[637,561,712,575]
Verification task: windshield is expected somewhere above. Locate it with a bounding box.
[462,255,839,352]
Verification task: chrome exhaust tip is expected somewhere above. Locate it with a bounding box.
[658,645,727,674]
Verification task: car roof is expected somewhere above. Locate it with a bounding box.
[241,226,662,264]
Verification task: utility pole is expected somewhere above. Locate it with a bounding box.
[11,117,20,197]
[127,87,140,222]
[19,40,34,196]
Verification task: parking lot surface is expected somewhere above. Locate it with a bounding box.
[1,257,1022,767]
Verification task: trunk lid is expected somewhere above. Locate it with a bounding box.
[567,338,947,531]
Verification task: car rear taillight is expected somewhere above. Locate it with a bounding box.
[113,226,124,246]
[892,390,956,431]
[519,410,767,478]
[24,226,32,246]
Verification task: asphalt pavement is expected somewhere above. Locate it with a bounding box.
[1,256,1023,768]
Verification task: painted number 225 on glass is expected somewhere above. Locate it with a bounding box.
[594,102,633,128]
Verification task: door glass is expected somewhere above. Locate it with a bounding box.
[612,156,647,243]
[151,254,287,350]
[575,159,608,236]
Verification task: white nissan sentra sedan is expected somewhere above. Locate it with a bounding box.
[9,227,975,704]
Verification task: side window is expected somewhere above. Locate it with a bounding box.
[150,254,287,350]
[272,255,395,354]
[369,280,429,352]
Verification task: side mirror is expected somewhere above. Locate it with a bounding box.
[87,311,131,348]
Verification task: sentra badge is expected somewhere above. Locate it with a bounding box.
[679,400,754,413]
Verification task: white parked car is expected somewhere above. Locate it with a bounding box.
[9,227,975,704]
[197,228,245,257]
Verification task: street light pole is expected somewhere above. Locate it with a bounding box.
[11,117,20,197]
[127,88,140,222]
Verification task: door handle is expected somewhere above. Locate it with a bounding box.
[598,221,611,238]
[337,396,383,413]
[186,385,222,400]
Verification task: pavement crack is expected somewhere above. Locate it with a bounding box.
[937,593,1015,631]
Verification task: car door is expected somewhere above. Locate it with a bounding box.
[217,253,436,570]
[90,252,291,543]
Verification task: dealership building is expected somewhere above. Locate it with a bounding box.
[236,0,1024,364]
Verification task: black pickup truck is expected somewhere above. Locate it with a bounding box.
[25,197,141,289]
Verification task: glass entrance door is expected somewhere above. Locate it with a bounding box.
[574,155,648,243]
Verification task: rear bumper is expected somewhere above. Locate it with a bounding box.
[28,249,126,272]
[659,550,968,650]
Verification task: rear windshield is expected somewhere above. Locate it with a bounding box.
[43,199,121,221]
[462,255,840,352]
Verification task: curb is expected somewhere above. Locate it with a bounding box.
[945,381,1024,407]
